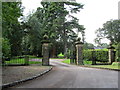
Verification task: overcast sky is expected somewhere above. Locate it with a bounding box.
[22,0,119,44]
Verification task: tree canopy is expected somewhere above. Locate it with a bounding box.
[26,1,85,57]
[2,1,85,58]
[95,19,120,45]
[2,2,24,56]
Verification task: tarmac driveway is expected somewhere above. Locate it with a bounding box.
[10,59,118,88]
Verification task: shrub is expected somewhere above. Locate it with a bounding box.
[58,53,64,58]
[116,42,120,62]
[95,51,108,62]
[83,50,92,61]
[112,62,120,66]
[83,49,109,62]
[2,38,11,61]
[66,50,71,59]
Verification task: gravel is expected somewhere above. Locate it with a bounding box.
[2,65,51,85]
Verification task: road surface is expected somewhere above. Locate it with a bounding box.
[10,59,118,88]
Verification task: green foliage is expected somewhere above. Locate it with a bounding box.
[62,59,92,65]
[95,19,120,45]
[116,42,120,62]
[24,13,43,56]
[62,59,70,64]
[2,2,23,38]
[2,2,24,56]
[83,60,92,65]
[3,55,42,65]
[35,2,85,57]
[87,65,119,69]
[58,53,64,58]
[112,62,120,66]
[99,43,109,48]
[83,49,109,62]
[2,1,85,58]
[65,50,71,58]
[83,50,92,61]
[5,58,41,65]
[55,41,64,55]
[95,51,108,62]
[83,43,94,49]
[2,38,11,58]
[84,49,108,51]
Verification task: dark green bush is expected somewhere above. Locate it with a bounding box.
[83,49,109,62]
[2,38,11,63]
[66,50,71,59]
[57,53,64,58]
[2,38,11,57]
[95,51,108,62]
[112,62,120,66]
[116,42,120,62]
[83,50,92,61]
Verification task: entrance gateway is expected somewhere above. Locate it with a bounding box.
[41,35,84,66]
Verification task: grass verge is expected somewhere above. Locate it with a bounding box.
[85,65,119,69]
[62,59,70,64]
[62,59,120,70]
[62,59,92,65]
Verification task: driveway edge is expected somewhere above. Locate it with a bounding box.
[2,66,53,89]
[80,65,120,71]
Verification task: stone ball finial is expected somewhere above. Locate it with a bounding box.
[76,37,81,42]
[41,34,50,43]
[43,34,49,40]
[108,41,115,49]
[75,37,83,45]
[109,42,113,46]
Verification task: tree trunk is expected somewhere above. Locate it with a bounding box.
[52,45,56,58]
[50,45,57,58]
[63,29,67,58]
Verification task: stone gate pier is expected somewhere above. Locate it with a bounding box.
[75,37,84,65]
[41,34,50,66]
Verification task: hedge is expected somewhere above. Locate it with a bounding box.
[83,49,109,62]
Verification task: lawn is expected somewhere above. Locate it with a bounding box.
[62,59,70,64]
[86,65,119,69]
[85,62,120,69]
[62,59,92,65]
[62,59,120,70]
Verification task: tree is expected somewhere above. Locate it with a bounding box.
[2,38,11,61]
[37,1,85,57]
[25,1,85,57]
[100,43,109,48]
[23,12,44,56]
[2,2,24,56]
[116,42,120,62]
[83,42,94,49]
[95,19,120,45]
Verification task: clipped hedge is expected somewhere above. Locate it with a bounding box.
[83,49,109,62]
[95,51,108,62]
[83,50,92,61]
[116,42,120,62]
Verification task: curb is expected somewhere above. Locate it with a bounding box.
[80,65,120,71]
[2,66,53,89]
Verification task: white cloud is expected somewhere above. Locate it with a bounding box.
[22,0,42,16]
[76,0,119,44]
